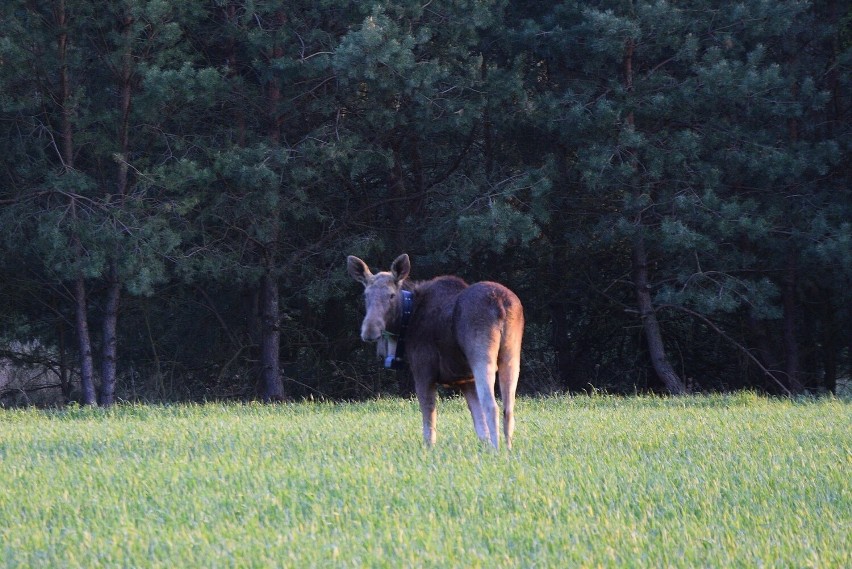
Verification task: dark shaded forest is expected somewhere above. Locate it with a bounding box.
[1,0,850,405]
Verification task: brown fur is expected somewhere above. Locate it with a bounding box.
[348,253,524,449]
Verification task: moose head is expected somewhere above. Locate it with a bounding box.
[347,254,411,357]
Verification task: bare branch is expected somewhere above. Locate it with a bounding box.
[657,304,792,396]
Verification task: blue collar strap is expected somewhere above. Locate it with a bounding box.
[384,289,414,370]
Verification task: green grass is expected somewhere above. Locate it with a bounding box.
[1,394,849,568]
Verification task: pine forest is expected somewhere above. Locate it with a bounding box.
[1,0,850,405]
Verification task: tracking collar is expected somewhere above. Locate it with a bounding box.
[384,289,414,370]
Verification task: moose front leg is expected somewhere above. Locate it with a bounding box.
[414,380,437,446]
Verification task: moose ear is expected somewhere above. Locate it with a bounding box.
[347,255,372,285]
[391,254,411,282]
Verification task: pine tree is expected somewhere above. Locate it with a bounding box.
[0,1,217,404]
[501,0,850,393]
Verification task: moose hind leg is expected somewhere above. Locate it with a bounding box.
[473,361,500,449]
[460,381,490,442]
[498,353,520,450]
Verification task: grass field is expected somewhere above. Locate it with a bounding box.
[1,393,849,568]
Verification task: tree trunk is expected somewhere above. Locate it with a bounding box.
[622,35,685,395]
[550,301,587,391]
[100,263,121,406]
[256,10,287,402]
[57,318,71,402]
[74,276,97,405]
[224,3,246,146]
[820,295,838,394]
[57,0,75,170]
[482,59,494,182]
[390,146,411,252]
[631,235,686,395]
[98,14,133,406]
[782,251,804,394]
[56,3,96,405]
[260,270,283,401]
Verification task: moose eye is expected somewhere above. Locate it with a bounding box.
[389,292,396,300]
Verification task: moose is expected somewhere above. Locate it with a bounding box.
[347,254,524,449]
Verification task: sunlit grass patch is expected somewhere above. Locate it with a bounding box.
[1,395,849,567]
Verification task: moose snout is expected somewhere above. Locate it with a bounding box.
[360,318,384,343]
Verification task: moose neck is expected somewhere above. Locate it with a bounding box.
[384,289,414,369]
